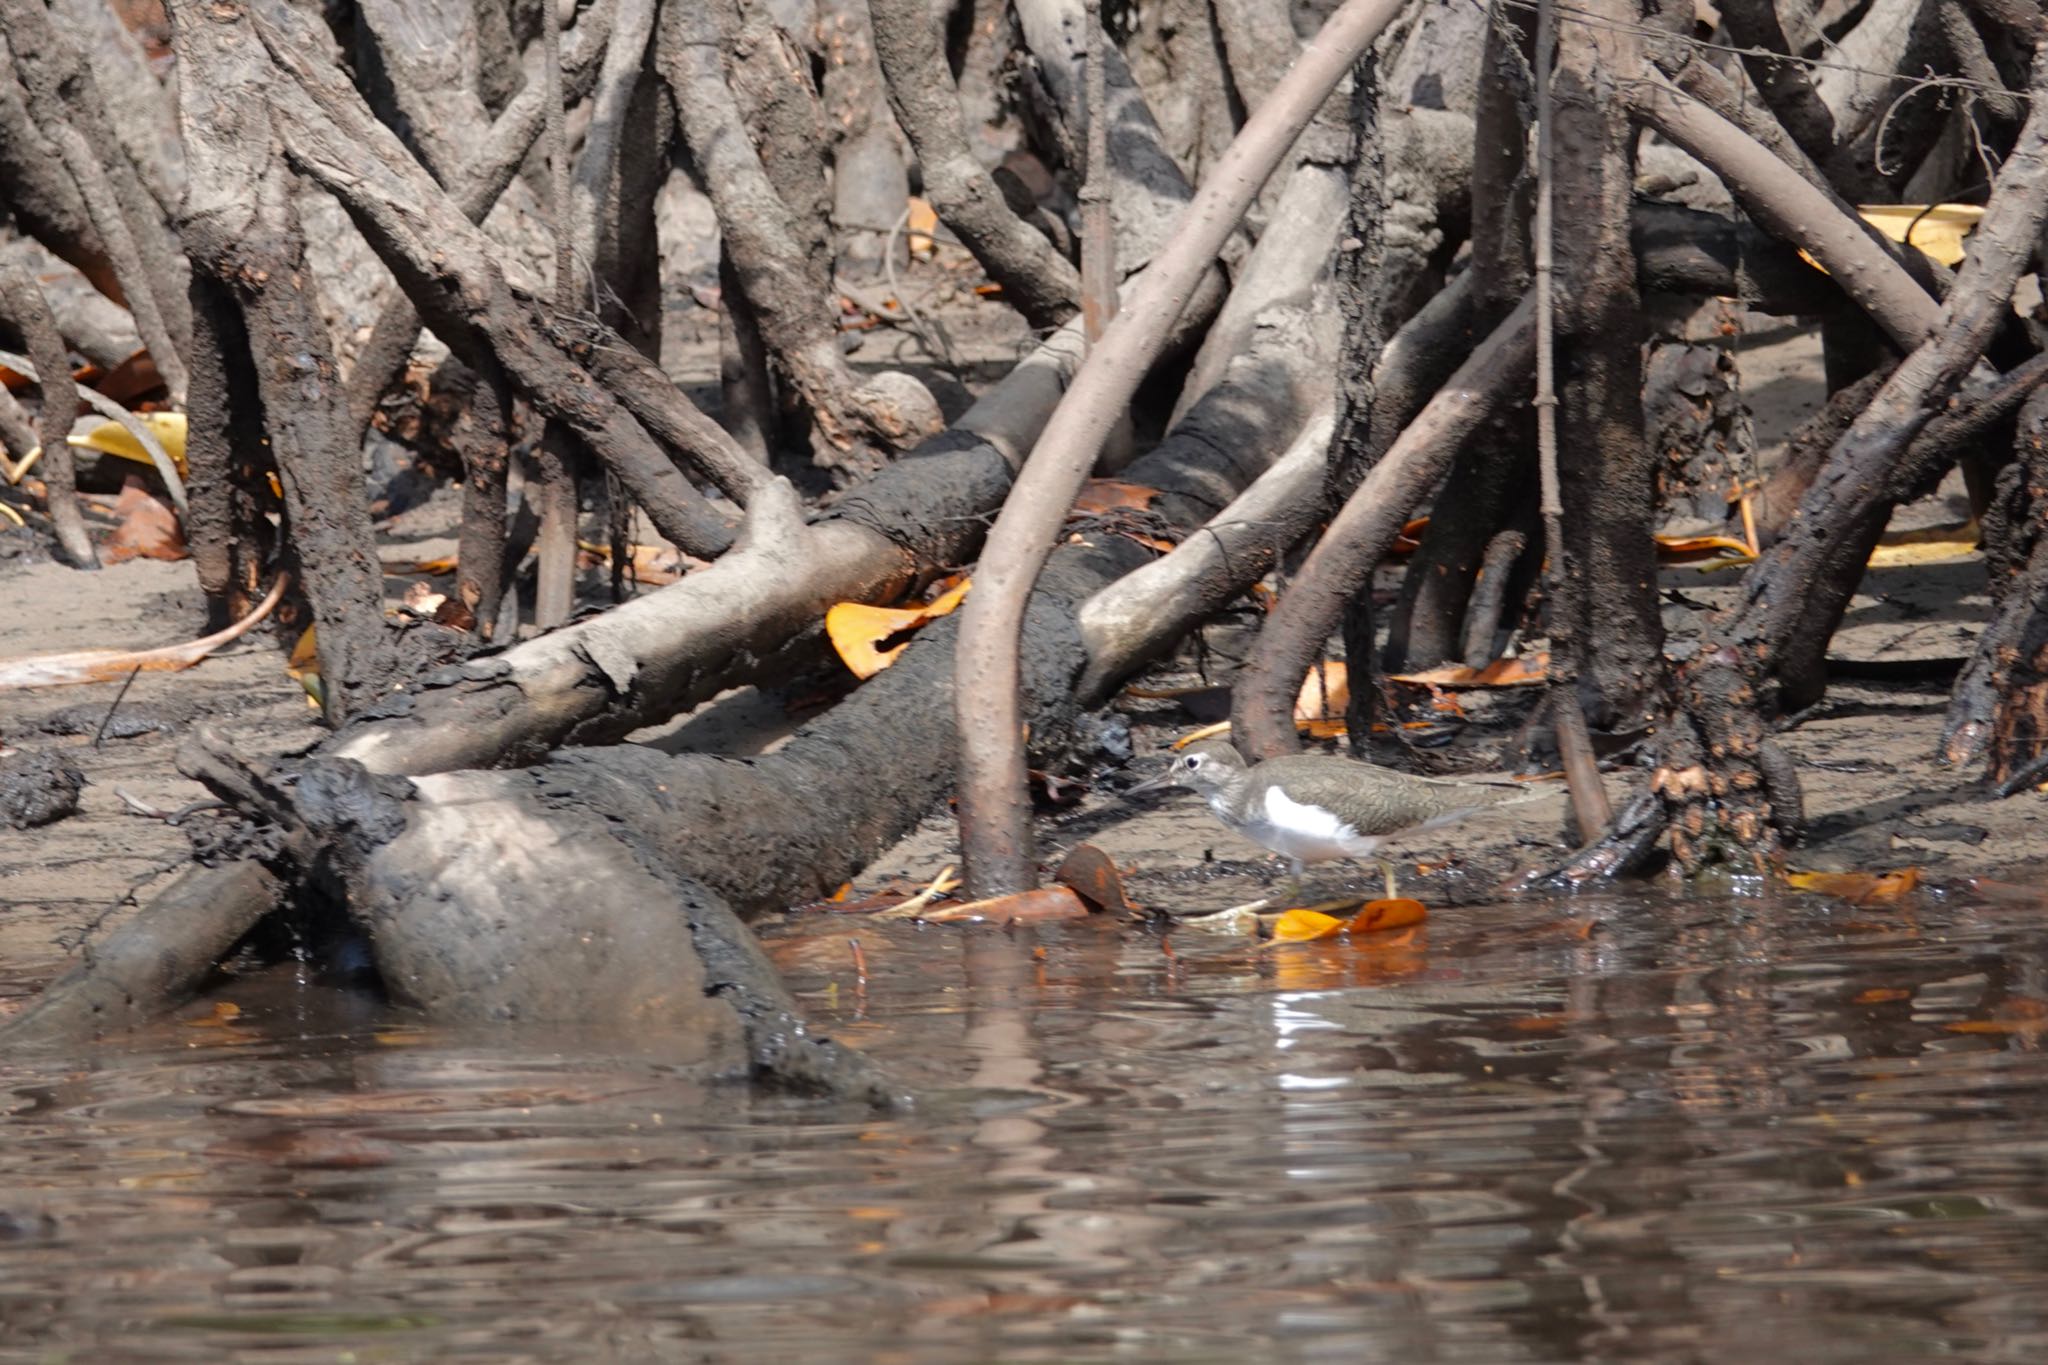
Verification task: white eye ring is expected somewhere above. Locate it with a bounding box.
[1184,754,1203,769]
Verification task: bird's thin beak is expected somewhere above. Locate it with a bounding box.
[1123,768,1177,798]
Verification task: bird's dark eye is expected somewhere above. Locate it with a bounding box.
[1183,755,1200,768]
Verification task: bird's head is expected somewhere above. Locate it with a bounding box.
[1125,739,1248,798]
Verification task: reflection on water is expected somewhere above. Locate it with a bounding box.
[6,892,2048,1361]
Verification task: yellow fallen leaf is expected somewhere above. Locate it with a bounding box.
[1271,909,1349,941]
[67,411,188,475]
[1800,204,1985,275]
[1856,203,1985,267]
[1867,538,1978,568]
[287,624,324,710]
[825,578,970,679]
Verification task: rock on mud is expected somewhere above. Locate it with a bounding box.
[0,751,84,829]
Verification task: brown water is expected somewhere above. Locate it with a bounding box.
[5,890,2048,1362]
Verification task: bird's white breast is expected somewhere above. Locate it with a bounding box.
[1223,784,1380,864]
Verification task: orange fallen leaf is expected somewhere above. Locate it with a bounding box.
[1054,843,1135,914]
[1785,867,1921,903]
[1271,909,1349,942]
[826,578,971,679]
[1294,660,1349,721]
[1389,653,1550,689]
[906,196,939,257]
[102,483,185,564]
[1944,1016,2048,1038]
[919,886,1090,924]
[1391,516,1429,555]
[1854,988,1911,1004]
[1350,898,1427,934]
[1072,480,1160,516]
[185,1001,242,1028]
[381,554,459,576]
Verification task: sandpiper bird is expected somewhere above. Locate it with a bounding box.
[1127,739,1538,899]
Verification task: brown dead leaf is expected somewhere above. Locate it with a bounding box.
[1054,843,1134,914]
[826,579,971,679]
[101,482,185,563]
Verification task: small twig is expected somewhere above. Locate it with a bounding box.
[873,864,963,919]
[92,666,143,748]
[866,231,962,375]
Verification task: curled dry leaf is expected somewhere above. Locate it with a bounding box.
[1053,842,1134,914]
[826,578,971,680]
[1784,867,1921,904]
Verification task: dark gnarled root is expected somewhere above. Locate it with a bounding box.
[1651,650,1803,873]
